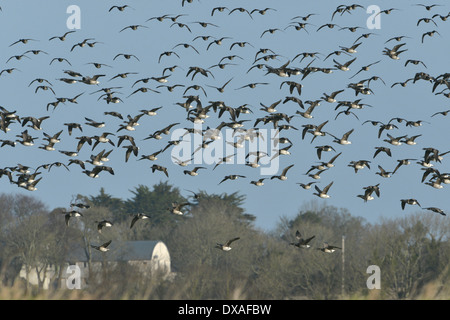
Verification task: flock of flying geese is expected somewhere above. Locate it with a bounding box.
[0,2,449,253]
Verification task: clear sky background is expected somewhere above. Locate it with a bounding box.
[0,0,449,231]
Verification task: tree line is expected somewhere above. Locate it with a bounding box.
[0,181,448,299]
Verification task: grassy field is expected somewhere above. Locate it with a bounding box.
[1,276,448,300]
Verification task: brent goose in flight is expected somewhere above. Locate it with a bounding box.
[183,166,207,176]
[250,178,266,186]
[400,199,421,210]
[348,160,371,173]
[169,202,191,215]
[290,230,315,248]
[297,181,318,190]
[216,237,240,251]
[313,181,334,199]
[317,242,341,253]
[96,220,113,233]
[109,5,134,12]
[151,164,169,177]
[376,165,392,178]
[383,43,408,59]
[315,145,335,160]
[329,129,354,145]
[422,207,446,216]
[218,174,246,184]
[62,210,83,226]
[211,7,230,16]
[49,31,75,41]
[373,147,392,158]
[392,158,416,174]
[270,164,295,181]
[91,240,112,252]
[130,213,150,229]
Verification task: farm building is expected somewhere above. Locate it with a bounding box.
[19,240,172,290]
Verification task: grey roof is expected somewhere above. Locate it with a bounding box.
[67,240,165,263]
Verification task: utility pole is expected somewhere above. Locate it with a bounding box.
[341,234,345,298]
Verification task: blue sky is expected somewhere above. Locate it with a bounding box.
[0,0,449,231]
